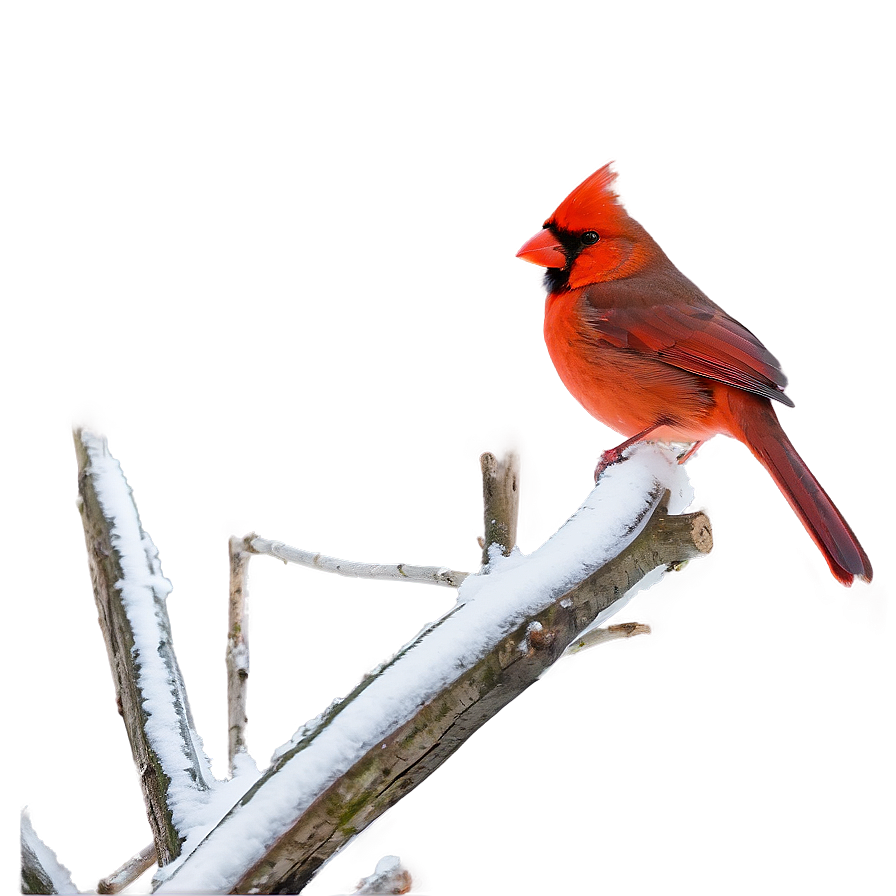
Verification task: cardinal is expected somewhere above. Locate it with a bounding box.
[517,164,872,585]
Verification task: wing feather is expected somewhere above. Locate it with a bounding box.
[584,295,793,407]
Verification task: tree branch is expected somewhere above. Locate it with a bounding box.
[96,843,156,894]
[73,429,214,865]
[565,621,652,654]
[154,446,711,894]
[480,451,520,566]
[227,537,252,774]
[247,536,468,588]
[21,811,78,895]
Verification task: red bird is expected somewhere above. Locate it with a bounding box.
[517,164,872,585]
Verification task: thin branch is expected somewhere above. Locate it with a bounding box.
[227,537,252,775]
[96,844,156,895]
[247,535,468,588]
[21,811,79,895]
[73,429,213,865]
[480,451,520,566]
[565,621,652,655]
[155,446,712,895]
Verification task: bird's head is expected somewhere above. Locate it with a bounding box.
[517,163,650,291]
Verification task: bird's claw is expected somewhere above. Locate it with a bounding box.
[593,446,628,482]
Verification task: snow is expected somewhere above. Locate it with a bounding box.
[155,442,692,893]
[517,620,542,653]
[82,432,218,833]
[179,758,265,870]
[355,855,410,894]
[231,641,250,673]
[371,855,401,875]
[21,810,79,895]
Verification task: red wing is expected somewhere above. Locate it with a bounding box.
[585,302,794,407]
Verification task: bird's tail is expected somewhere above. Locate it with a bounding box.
[722,390,872,585]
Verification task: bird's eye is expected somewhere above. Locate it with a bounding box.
[580,231,600,246]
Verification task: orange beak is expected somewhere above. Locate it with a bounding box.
[516,228,567,268]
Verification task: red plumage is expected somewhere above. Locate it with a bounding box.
[518,164,872,585]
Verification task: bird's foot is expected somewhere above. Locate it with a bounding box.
[593,419,678,483]
[675,440,704,464]
[593,446,629,482]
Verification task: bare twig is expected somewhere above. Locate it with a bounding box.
[565,621,652,655]
[247,535,468,588]
[227,537,252,774]
[21,811,78,896]
[73,429,213,865]
[480,451,520,566]
[96,843,156,894]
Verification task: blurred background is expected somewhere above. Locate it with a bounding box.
[5,2,893,893]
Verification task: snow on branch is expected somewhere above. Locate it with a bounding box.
[21,811,78,895]
[354,855,412,894]
[155,443,710,894]
[73,429,215,865]
[96,844,156,895]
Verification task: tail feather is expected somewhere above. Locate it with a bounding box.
[725,393,872,585]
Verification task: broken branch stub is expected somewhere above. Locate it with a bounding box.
[480,451,520,566]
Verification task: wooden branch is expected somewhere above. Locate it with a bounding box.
[155,452,711,894]
[96,844,156,894]
[227,537,252,774]
[73,429,213,866]
[480,451,520,566]
[56,438,705,895]
[234,504,711,894]
[21,812,78,896]
[247,535,468,588]
[565,621,652,654]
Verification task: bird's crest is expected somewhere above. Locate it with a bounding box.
[547,163,625,232]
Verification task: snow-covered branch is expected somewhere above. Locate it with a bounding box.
[73,429,215,866]
[59,434,708,894]
[96,844,156,895]
[21,811,78,895]
[155,444,710,894]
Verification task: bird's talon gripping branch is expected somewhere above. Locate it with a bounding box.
[676,441,704,465]
[593,447,627,482]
